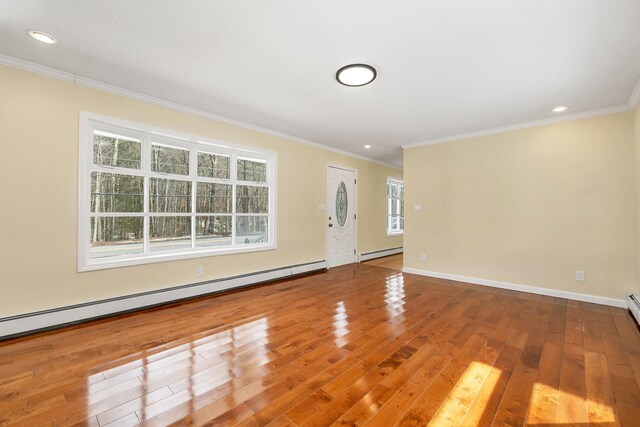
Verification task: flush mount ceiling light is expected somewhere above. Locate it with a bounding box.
[27,30,57,44]
[552,106,568,112]
[364,144,372,149]
[336,64,377,87]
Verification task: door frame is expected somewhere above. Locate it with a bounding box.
[326,164,358,268]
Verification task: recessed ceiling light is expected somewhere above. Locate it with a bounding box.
[552,106,568,113]
[27,30,56,44]
[364,144,372,149]
[336,64,377,87]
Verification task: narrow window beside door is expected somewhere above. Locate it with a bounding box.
[386,177,404,235]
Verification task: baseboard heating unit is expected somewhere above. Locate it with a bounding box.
[628,293,640,326]
[0,260,326,340]
[359,247,403,262]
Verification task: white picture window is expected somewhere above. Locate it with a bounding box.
[78,112,276,271]
[387,178,404,235]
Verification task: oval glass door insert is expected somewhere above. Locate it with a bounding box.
[336,181,348,227]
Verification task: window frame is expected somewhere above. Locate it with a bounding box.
[78,111,277,272]
[386,177,404,236]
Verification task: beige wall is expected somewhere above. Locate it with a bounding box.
[0,65,402,317]
[404,111,638,300]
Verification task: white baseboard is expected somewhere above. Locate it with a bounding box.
[359,247,403,262]
[402,267,627,308]
[0,260,326,339]
[627,294,640,325]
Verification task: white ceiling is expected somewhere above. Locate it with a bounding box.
[2,1,640,167]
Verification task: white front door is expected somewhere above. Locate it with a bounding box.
[326,165,357,268]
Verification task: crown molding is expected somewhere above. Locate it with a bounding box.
[0,54,400,170]
[629,75,640,109]
[2,53,635,166]
[0,53,75,82]
[402,104,633,149]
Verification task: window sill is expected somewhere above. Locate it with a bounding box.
[386,231,404,237]
[78,243,277,272]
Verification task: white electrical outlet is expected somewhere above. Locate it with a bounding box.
[575,270,585,282]
[415,204,423,212]
[196,266,204,277]
[419,253,427,262]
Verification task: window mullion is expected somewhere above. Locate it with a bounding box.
[92,164,145,176]
[143,135,150,254]
[149,171,192,181]
[195,176,232,185]
[231,153,237,247]
[91,212,145,218]
[85,122,96,267]
[190,145,197,249]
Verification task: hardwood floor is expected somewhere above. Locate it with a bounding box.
[1,260,639,426]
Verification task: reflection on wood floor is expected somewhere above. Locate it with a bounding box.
[362,253,403,271]
[1,259,639,426]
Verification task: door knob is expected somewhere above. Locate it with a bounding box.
[328,223,334,227]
